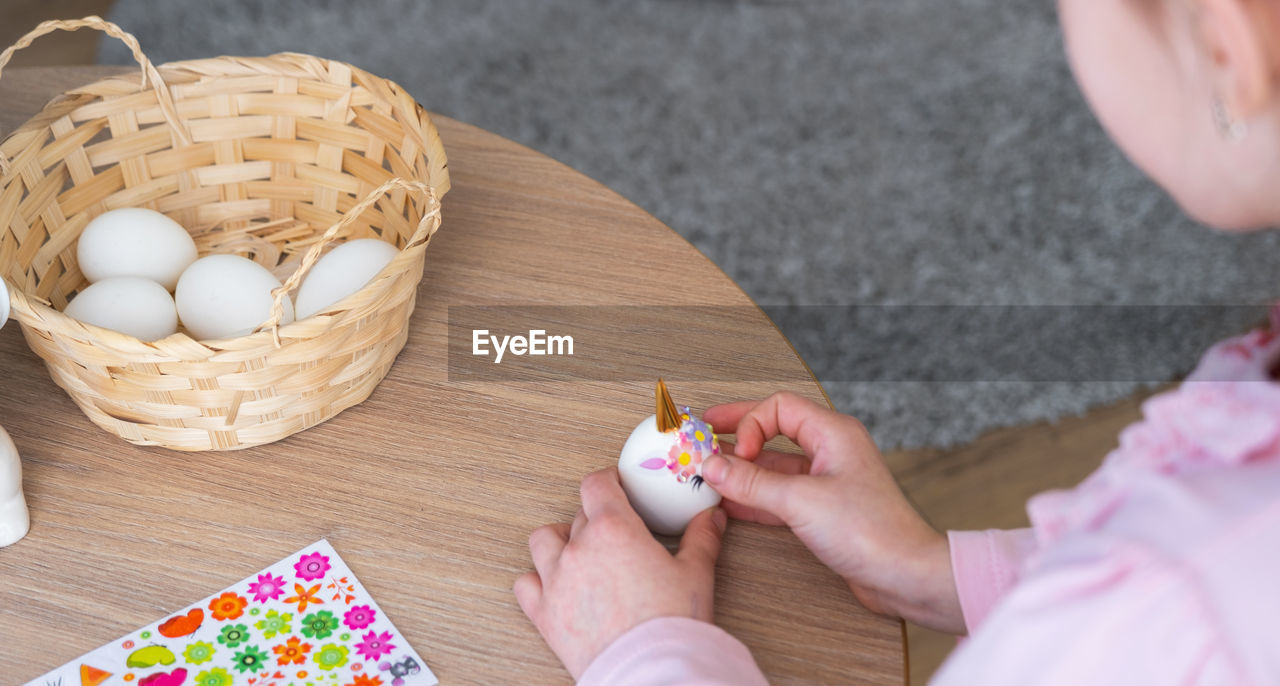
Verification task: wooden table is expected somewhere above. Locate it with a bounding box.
[0,66,905,685]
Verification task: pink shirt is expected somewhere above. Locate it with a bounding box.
[581,319,1280,685]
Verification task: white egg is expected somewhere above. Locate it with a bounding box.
[63,276,179,342]
[294,239,399,320]
[175,255,295,340]
[77,208,198,291]
[618,413,723,536]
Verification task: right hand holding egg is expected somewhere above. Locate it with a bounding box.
[701,392,966,634]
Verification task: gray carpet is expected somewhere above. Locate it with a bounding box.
[103,0,1280,450]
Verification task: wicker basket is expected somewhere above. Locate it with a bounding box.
[0,18,448,451]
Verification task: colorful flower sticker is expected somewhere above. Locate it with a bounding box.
[285,583,324,612]
[354,631,395,661]
[313,644,350,671]
[23,540,436,686]
[301,610,340,640]
[216,624,250,648]
[255,609,293,639]
[272,636,311,666]
[294,552,332,581]
[650,407,719,486]
[182,641,215,665]
[208,592,248,621]
[231,645,270,673]
[193,667,232,686]
[247,572,287,603]
[343,605,376,630]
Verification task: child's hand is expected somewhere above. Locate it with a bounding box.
[702,392,966,634]
[514,468,728,678]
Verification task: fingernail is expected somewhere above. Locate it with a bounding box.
[703,455,728,484]
[712,508,728,533]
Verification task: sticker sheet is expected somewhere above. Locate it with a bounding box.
[25,540,436,686]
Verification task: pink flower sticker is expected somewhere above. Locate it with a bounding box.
[294,551,331,581]
[247,572,286,602]
[355,629,396,660]
[344,604,377,630]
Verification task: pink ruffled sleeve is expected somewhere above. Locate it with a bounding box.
[577,617,768,686]
[948,528,1039,632]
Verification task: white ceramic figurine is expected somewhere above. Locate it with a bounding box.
[0,278,30,548]
[618,380,723,535]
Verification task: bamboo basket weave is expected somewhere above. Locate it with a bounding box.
[0,18,449,451]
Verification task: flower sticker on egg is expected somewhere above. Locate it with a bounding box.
[638,409,720,490]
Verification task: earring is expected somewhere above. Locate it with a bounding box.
[1211,96,1248,142]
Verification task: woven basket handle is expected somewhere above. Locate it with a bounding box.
[0,16,193,177]
[260,177,442,345]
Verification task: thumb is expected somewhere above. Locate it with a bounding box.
[677,507,728,569]
[702,453,797,521]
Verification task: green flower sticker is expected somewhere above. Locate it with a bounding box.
[312,643,349,671]
[232,644,271,673]
[140,631,152,639]
[255,609,293,639]
[193,667,233,686]
[300,610,339,639]
[183,640,215,665]
[216,623,250,648]
[249,607,261,616]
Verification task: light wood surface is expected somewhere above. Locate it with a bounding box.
[0,67,904,684]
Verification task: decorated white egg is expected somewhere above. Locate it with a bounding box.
[618,381,722,535]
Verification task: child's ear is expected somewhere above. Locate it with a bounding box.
[1195,0,1280,118]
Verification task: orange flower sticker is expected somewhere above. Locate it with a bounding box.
[208,591,248,621]
[273,636,312,665]
[348,674,383,686]
[284,582,323,612]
